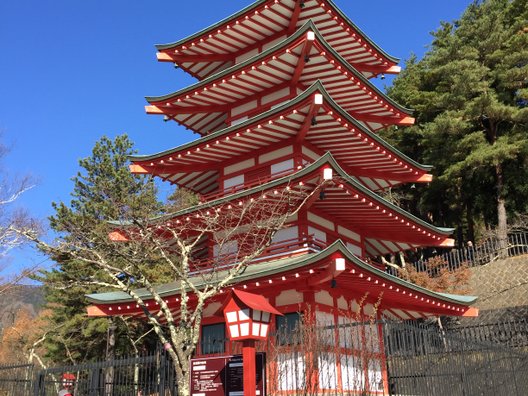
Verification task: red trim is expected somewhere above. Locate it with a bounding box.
[158,53,233,63]
[296,99,321,143]
[288,1,303,35]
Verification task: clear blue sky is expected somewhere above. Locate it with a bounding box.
[0,0,472,277]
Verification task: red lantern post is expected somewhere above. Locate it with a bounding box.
[221,289,282,396]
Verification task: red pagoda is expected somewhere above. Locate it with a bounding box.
[86,1,477,394]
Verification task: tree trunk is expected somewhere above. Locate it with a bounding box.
[465,199,475,244]
[169,346,190,396]
[496,162,508,259]
[105,317,116,394]
[177,364,190,396]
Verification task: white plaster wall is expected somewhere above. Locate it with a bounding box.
[259,145,293,163]
[308,226,326,242]
[337,225,361,242]
[202,302,221,317]
[231,115,248,126]
[346,242,363,258]
[275,289,303,306]
[272,226,298,244]
[224,158,255,175]
[301,145,319,161]
[271,158,294,175]
[337,296,348,310]
[308,211,335,232]
[213,240,238,258]
[315,290,333,306]
[223,174,244,190]
[262,86,290,105]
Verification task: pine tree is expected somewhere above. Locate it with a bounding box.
[386,0,528,252]
[35,135,162,363]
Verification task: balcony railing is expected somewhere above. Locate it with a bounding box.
[189,235,327,274]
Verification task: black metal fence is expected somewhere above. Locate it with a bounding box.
[1,318,527,395]
[372,318,528,396]
[1,351,177,396]
[409,232,528,276]
[0,363,34,396]
[384,319,528,396]
[445,317,528,349]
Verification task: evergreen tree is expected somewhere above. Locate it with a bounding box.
[386,0,528,251]
[35,135,161,363]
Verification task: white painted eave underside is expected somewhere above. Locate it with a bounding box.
[157,0,398,80]
[148,23,410,135]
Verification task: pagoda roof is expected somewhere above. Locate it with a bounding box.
[114,153,453,256]
[146,22,413,135]
[133,82,431,194]
[86,241,477,320]
[155,0,400,80]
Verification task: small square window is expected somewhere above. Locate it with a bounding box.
[201,323,225,354]
[276,312,301,345]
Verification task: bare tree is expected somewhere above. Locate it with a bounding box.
[267,293,385,395]
[21,179,326,395]
[0,139,39,295]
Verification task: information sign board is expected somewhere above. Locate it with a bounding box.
[190,353,265,396]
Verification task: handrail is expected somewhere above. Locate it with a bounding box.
[397,231,528,278]
[189,235,326,274]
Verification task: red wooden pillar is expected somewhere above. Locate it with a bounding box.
[303,290,319,393]
[242,340,256,396]
[332,293,344,392]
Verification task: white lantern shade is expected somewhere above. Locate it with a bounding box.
[335,257,346,271]
[260,324,269,338]
[230,325,240,338]
[240,322,250,336]
[226,311,238,323]
[323,168,333,180]
[238,308,250,321]
[221,289,283,341]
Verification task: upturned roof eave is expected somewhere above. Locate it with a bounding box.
[85,240,476,306]
[324,0,399,64]
[114,152,452,238]
[154,0,399,65]
[133,82,318,161]
[155,0,268,51]
[146,21,412,116]
[133,81,429,172]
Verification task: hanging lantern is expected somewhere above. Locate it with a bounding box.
[221,289,282,341]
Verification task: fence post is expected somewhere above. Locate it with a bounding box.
[159,350,167,396]
[88,368,101,396]
[33,371,45,396]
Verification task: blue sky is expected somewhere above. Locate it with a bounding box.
[0,0,472,277]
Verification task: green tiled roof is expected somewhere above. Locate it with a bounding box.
[113,152,452,237]
[86,240,476,306]
[155,0,399,65]
[132,81,431,173]
[147,22,411,116]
